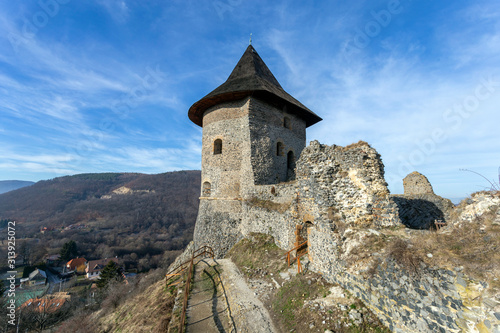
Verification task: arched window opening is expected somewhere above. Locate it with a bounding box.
[276,142,284,156]
[283,117,291,129]
[305,221,313,236]
[202,182,211,197]
[287,151,296,181]
[213,139,222,155]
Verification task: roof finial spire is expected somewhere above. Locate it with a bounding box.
[249,33,252,46]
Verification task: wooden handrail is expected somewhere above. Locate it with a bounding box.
[434,219,446,230]
[179,252,195,333]
[284,240,308,273]
[284,240,308,256]
[165,245,215,287]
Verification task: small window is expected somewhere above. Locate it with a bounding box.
[277,142,284,156]
[283,117,291,129]
[287,151,296,181]
[202,182,211,197]
[213,139,222,155]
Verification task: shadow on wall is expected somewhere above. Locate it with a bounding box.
[391,197,445,229]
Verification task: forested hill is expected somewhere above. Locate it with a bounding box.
[0,171,201,271]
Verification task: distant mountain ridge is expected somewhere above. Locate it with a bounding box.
[0,180,35,194]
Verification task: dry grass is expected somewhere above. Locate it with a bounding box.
[226,233,287,278]
[341,228,393,270]
[474,190,500,198]
[410,208,500,290]
[342,140,370,151]
[341,198,498,290]
[58,270,176,333]
[228,233,390,333]
[245,197,291,214]
[96,277,175,332]
[387,238,423,276]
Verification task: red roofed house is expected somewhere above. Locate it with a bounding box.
[85,258,119,279]
[66,257,87,273]
[20,294,70,314]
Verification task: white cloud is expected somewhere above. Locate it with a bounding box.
[0,1,498,198]
[89,144,202,174]
[96,0,130,23]
[262,4,500,198]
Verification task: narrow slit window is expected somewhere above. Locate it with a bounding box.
[283,117,291,129]
[277,142,284,156]
[214,139,222,155]
[287,150,296,181]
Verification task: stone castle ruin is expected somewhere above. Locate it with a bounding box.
[188,45,448,256]
[184,45,499,332]
[392,171,454,229]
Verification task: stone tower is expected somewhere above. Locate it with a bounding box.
[188,45,321,255]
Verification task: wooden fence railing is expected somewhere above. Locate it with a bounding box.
[284,240,308,273]
[164,245,215,333]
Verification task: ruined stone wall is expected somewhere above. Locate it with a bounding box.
[295,140,399,229]
[240,183,298,249]
[392,171,454,229]
[239,140,500,332]
[391,193,454,229]
[453,192,500,224]
[305,192,499,333]
[236,140,400,252]
[191,133,499,332]
[308,228,499,333]
[403,171,434,195]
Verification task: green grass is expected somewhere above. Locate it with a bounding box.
[227,233,287,278]
[200,264,221,291]
[272,274,329,330]
[228,233,391,333]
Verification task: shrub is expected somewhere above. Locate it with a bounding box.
[388,238,422,275]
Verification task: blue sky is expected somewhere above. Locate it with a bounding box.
[0,0,499,200]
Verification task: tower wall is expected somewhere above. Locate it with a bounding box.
[200,98,252,198]
[247,98,306,187]
[195,96,308,256]
[194,98,251,257]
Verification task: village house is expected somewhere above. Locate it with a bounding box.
[14,253,25,267]
[44,254,61,264]
[40,226,55,234]
[20,268,47,287]
[20,293,70,314]
[85,258,119,279]
[66,257,87,273]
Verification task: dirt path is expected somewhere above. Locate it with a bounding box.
[186,259,233,333]
[217,259,278,333]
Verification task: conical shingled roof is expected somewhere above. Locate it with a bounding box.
[188,45,322,127]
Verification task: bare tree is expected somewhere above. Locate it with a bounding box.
[19,297,71,332]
